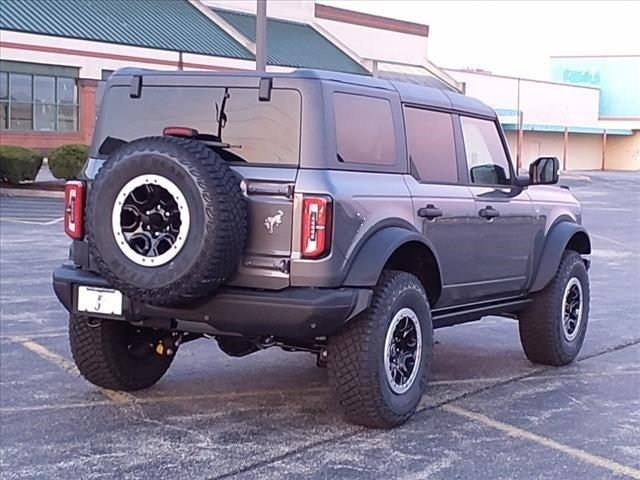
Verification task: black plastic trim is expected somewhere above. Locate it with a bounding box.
[432,296,531,328]
[342,226,442,287]
[529,222,591,292]
[53,265,371,340]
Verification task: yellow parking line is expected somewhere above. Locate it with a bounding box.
[444,404,640,479]
[19,339,135,405]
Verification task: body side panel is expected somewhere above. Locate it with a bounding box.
[289,169,414,286]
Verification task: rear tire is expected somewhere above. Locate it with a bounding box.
[519,250,590,366]
[328,270,433,428]
[69,315,174,391]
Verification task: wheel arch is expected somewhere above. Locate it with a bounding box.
[530,222,591,293]
[343,227,443,305]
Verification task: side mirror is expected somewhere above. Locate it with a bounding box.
[529,156,559,185]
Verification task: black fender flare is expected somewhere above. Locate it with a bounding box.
[530,222,591,292]
[343,227,442,287]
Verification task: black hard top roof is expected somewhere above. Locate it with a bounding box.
[111,67,495,118]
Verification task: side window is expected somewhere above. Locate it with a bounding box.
[333,92,395,166]
[460,116,512,185]
[404,107,457,183]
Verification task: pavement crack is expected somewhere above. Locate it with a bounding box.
[209,430,361,480]
[207,338,640,479]
[578,337,640,362]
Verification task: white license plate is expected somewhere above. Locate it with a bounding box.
[77,286,123,316]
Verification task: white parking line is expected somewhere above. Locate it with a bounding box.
[0,400,114,414]
[0,217,64,225]
[430,369,639,386]
[19,339,135,405]
[0,332,67,342]
[444,404,640,479]
[3,369,638,415]
[591,233,630,249]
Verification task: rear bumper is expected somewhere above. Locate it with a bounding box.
[53,265,371,340]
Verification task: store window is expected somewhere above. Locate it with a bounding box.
[0,62,79,132]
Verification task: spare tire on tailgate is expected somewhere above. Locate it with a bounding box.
[87,136,247,306]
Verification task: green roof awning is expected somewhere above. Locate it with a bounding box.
[213,8,368,75]
[1,0,253,60]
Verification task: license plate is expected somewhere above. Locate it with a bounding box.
[77,286,123,316]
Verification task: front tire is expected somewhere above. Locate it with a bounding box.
[519,250,590,366]
[328,270,433,428]
[69,315,174,391]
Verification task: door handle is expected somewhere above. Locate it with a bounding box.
[479,206,500,219]
[418,204,443,220]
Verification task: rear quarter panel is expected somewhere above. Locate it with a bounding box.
[289,169,414,287]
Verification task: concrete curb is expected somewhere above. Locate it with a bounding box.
[0,188,65,199]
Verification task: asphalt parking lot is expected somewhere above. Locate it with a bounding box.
[1,171,639,479]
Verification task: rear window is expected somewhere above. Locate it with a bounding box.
[92,86,301,166]
[333,92,395,166]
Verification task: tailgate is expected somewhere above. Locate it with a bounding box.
[228,165,297,290]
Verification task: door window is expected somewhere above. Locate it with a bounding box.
[460,116,512,185]
[404,107,457,183]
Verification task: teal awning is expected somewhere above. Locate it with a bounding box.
[501,123,633,136]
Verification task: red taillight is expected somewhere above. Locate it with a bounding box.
[301,195,332,259]
[64,181,85,240]
[162,126,198,137]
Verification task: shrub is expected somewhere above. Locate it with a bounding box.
[0,145,43,184]
[48,144,89,180]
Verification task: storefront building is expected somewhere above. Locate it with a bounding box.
[445,55,640,171]
[1,0,636,170]
[0,0,453,152]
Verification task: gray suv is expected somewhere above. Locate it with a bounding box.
[53,69,591,428]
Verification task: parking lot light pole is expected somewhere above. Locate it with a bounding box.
[256,0,267,72]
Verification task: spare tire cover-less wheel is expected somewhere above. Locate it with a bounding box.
[87,136,247,306]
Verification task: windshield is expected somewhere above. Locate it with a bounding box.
[91,86,301,166]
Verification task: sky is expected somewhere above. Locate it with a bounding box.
[320,1,640,80]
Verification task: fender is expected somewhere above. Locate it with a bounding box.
[530,222,591,292]
[343,227,442,287]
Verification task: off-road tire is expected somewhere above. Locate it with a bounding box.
[519,250,590,366]
[328,270,433,428]
[87,136,247,306]
[69,315,174,391]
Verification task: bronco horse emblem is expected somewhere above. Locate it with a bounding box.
[264,210,284,234]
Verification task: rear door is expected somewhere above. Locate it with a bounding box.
[402,106,478,307]
[89,80,302,289]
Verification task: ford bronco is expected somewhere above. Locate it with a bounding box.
[53,69,591,428]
